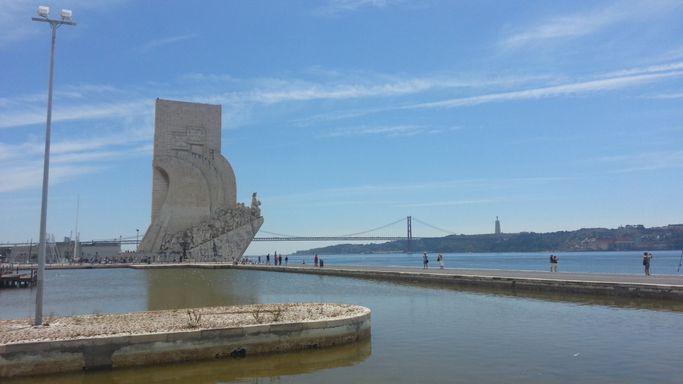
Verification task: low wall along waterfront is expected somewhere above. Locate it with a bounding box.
[0,303,371,378]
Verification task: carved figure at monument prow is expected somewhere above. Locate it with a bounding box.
[138,99,263,261]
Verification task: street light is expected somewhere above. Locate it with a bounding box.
[136,229,140,251]
[32,5,76,326]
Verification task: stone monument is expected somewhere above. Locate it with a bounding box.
[138,98,263,262]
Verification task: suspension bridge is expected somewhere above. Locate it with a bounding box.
[2,216,454,248]
[253,216,449,242]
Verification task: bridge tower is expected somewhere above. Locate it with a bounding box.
[406,216,413,253]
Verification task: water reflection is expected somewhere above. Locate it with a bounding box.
[2,268,683,383]
[5,339,372,384]
[145,268,257,310]
[372,276,683,312]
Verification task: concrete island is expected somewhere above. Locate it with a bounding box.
[0,303,371,378]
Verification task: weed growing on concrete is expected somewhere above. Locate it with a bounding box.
[186,309,202,328]
[251,306,264,324]
[271,307,283,322]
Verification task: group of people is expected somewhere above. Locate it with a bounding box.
[256,253,326,268]
[422,252,445,269]
[262,252,288,266]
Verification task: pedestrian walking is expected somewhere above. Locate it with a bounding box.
[285,255,288,266]
[423,252,429,269]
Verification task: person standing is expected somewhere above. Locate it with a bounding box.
[285,255,288,266]
[549,254,558,272]
[437,254,444,269]
[643,252,653,276]
[423,252,429,269]
[314,254,319,267]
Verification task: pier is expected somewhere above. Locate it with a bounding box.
[0,264,37,288]
[141,263,683,301]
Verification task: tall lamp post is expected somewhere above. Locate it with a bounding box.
[136,229,140,251]
[32,5,76,326]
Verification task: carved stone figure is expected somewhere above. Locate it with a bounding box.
[138,99,263,261]
[251,192,262,217]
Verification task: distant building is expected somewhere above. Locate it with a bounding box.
[3,241,120,264]
[495,216,501,235]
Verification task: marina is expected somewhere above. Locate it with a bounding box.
[0,265,37,289]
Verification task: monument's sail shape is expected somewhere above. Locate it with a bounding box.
[138,99,262,261]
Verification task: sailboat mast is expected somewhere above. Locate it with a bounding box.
[73,196,80,262]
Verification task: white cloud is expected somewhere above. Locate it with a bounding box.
[134,34,198,53]
[648,92,683,99]
[398,199,498,208]
[267,177,572,203]
[322,124,425,138]
[314,0,398,17]
[408,71,683,109]
[0,99,152,129]
[0,162,104,192]
[502,0,683,49]
[596,150,683,172]
[0,0,129,46]
[0,131,151,193]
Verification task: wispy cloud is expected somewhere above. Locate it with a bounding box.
[407,70,683,110]
[314,0,398,17]
[0,131,151,192]
[596,150,683,172]
[321,124,460,138]
[0,99,152,129]
[267,177,572,203]
[134,34,198,53]
[502,0,683,49]
[647,92,683,99]
[0,162,105,193]
[2,62,679,133]
[398,199,498,208]
[0,0,129,46]
[322,124,425,138]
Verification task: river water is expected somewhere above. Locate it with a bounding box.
[280,250,683,275]
[2,251,683,383]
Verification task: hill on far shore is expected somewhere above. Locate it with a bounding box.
[294,224,683,255]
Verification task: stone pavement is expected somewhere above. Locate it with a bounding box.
[226,264,683,300]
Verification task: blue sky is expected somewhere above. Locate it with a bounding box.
[1,0,682,255]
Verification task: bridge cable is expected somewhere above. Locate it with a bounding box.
[411,217,458,236]
[340,217,407,237]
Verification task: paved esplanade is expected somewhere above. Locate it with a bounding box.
[222,264,683,300]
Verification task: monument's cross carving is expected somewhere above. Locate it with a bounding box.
[138,99,263,261]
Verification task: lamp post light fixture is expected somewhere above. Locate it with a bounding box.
[32,5,76,326]
[136,229,140,251]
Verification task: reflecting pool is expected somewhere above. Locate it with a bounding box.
[2,268,682,383]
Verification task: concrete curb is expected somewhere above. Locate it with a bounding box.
[220,265,683,300]
[0,305,371,378]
